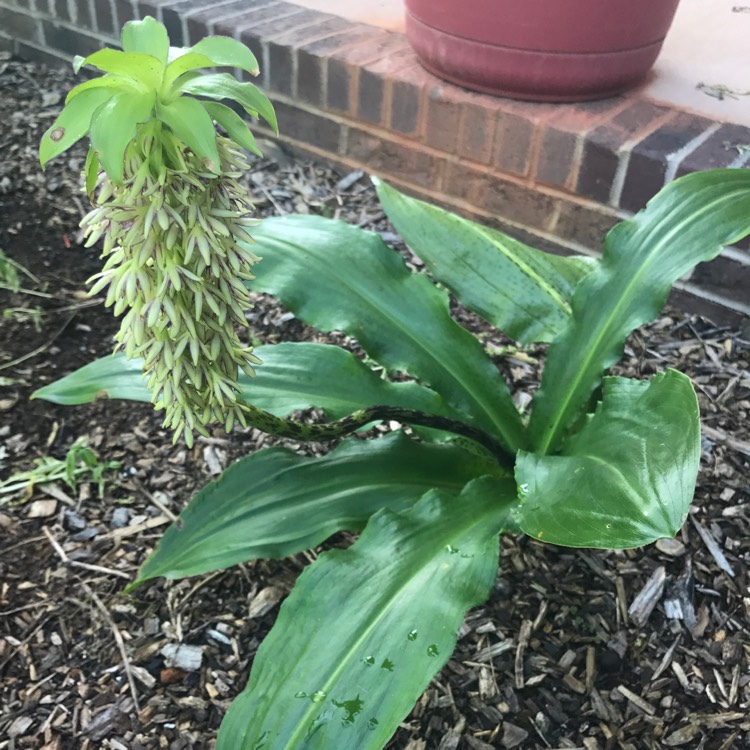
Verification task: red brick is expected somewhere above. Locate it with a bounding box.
[444,162,558,233]
[620,113,715,212]
[74,0,93,29]
[689,253,750,311]
[271,100,342,154]
[357,49,415,126]
[266,15,351,97]
[1,7,41,44]
[326,32,410,115]
[345,128,446,189]
[95,0,117,35]
[389,61,434,137]
[457,100,497,165]
[42,19,101,56]
[190,2,287,46]
[492,110,536,177]
[576,100,671,203]
[676,123,750,177]
[552,199,621,250]
[161,0,231,46]
[114,0,137,27]
[297,26,384,108]
[534,127,578,189]
[423,84,473,154]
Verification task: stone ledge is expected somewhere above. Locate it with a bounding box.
[1,0,748,321]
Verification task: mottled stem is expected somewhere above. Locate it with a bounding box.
[239,400,514,469]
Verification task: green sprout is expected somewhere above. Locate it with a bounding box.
[0,438,120,502]
[39,17,278,447]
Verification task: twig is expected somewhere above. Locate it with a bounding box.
[79,581,141,714]
[701,424,750,457]
[42,525,131,580]
[132,477,181,525]
[0,313,75,371]
[690,517,736,577]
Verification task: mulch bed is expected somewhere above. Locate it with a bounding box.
[1,55,749,750]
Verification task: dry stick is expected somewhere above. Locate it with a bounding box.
[0,313,75,371]
[42,526,131,580]
[132,478,181,525]
[79,581,141,715]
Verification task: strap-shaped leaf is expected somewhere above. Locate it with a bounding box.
[72,49,164,89]
[40,88,112,167]
[121,16,169,67]
[376,179,595,344]
[516,370,699,549]
[32,343,464,421]
[131,435,508,586]
[189,35,260,76]
[89,90,156,184]
[250,216,525,452]
[216,478,515,750]
[156,96,220,172]
[529,169,750,453]
[178,72,278,133]
[202,101,262,156]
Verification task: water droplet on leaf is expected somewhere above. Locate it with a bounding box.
[363,655,375,666]
[407,629,418,641]
[294,691,307,699]
[311,690,327,703]
[427,644,439,657]
[367,718,379,731]
[380,658,394,671]
[445,544,459,554]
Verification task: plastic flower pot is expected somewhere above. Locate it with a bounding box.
[404,0,681,101]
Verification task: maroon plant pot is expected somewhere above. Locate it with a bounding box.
[404,0,681,101]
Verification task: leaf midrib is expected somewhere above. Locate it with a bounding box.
[259,230,519,449]
[536,189,742,454]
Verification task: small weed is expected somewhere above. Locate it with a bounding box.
[0,439,121,502]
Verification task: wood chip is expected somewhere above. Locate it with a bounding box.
[160,643,204,671]
[247,585,284,619]
[690,517,735,576]
[628,566,666,626]
[615,685,656,715]
[27,499,57,517]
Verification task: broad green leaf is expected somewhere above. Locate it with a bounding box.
[515,370,699,549]
[65,76,142,104]
[178,72,278,133]
[83,146,100,197]
[40,88,112,167]
[132,434,509,585]
[121,16,169,67]
[202,101,262,156]
[190,36,260,76]
[72,49,163,89]
[89,90,156,184]
[162,52,216,90]
[156,97,220,172]
[529,169,750,454]
[216,479,515,750]
[376,179,595,344]
[32,343,463,421]
[250,216,525,452]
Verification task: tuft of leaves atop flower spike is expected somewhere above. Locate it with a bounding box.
[40,16,277,186]
[39,17,278,447]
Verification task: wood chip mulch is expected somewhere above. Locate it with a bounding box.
[1,55,749,750]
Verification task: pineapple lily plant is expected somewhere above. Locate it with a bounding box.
[37,17,750,750]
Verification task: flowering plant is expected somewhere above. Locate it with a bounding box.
[38,16,750,750]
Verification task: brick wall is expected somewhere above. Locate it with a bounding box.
[2,0,749,320]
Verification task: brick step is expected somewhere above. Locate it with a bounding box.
[2,0,748,320]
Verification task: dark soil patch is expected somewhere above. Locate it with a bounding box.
[1,55,749,750]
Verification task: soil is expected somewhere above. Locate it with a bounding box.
[1,55,750,750]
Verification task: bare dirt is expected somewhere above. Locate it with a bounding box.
[1,56,749,750]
